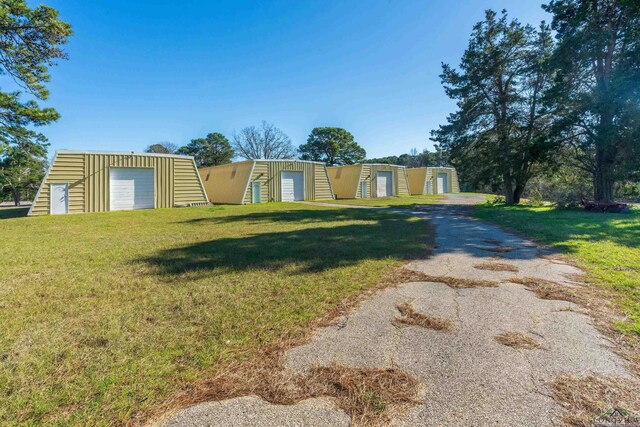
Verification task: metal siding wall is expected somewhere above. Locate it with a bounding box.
[407,168,428,195]
[246,162,269,203]
[366,165,408,197]
[313,164,334,200]
[31,153,203,214]
[370,165,390,197]
[327,165,362,199]
[265,161,312,202]
[358,165,370,198]
[30,153,85,215]
[396,166,410,195]
[451,169,460,192]
[173,158,207,204]
[200,161,252,204]
[426,167,459,194]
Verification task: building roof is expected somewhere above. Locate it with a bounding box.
[200,159,329,170]
[56,150,195,160]
[328,163,407,168]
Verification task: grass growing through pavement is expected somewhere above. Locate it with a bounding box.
[321,195,443,208]
[474,204,640,335]
[0,203,430,426]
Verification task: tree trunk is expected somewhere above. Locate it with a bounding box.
[594,147,615,202]
[12,188,21,207]
[503,173,514,205]
[513,184,525,205]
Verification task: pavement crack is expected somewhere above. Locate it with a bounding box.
[453,289,462,324]
[387,317,404,367]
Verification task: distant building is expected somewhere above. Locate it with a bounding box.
[29,150,208,215]
[327,164,410,199]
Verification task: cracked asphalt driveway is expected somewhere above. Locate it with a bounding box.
[160,194,633,426]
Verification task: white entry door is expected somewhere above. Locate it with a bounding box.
[252,181,262,203]
[50,183,68,214]
[281,171,304,201]
[437,173,448,194]
[110,168,155,211]
[377,171,393,197]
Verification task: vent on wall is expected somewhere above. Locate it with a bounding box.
[175,201,210,207]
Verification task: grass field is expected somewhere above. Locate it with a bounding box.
[474,204,640,335]
[0,203,431,426]
[323,194,443,208]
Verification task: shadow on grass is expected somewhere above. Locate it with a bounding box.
[140,211,429,278]
[0,207,29,220]
[178,208,361,226]
[475,205,640,251]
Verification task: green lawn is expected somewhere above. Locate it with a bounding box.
[0,203,430,426]
[474,204,640,334]
[322,194,444,208]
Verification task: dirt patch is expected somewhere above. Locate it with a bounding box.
[394,303,453,332]
[494,332,541,350]
[550,374,640,427]
[473,262,519,272]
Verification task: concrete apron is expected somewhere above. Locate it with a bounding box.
[161,195,632,427]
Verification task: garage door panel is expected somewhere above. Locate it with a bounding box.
[110,168,155,211]
[281,171,304,201]
[437,173,448,194]
[377,171,393,197]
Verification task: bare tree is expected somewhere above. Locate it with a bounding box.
[232,121,295,159]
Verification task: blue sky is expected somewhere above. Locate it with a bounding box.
[35,0,550,159]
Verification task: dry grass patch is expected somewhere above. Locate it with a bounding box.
[381,268,498,289]
[407,273,498,289]
[510,277,579,303]
[394,303,453,332]
[473,262,519,272]
[482,245,516,253]
[550,374,640,427]
[483,239,503,245]
[157,341,422,427]
[494,332,541,350]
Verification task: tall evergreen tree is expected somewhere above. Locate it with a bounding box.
[0,130,47,206]
[543,0,640,202]
[178,133,234,167]
[431,10,556,205]
[298,127,366,165]
[0,1,71,153]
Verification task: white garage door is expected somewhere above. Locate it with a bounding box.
[281,171,304,201]
[437,173,448,194]
[110,168,155,211]
[377,171,393,197]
